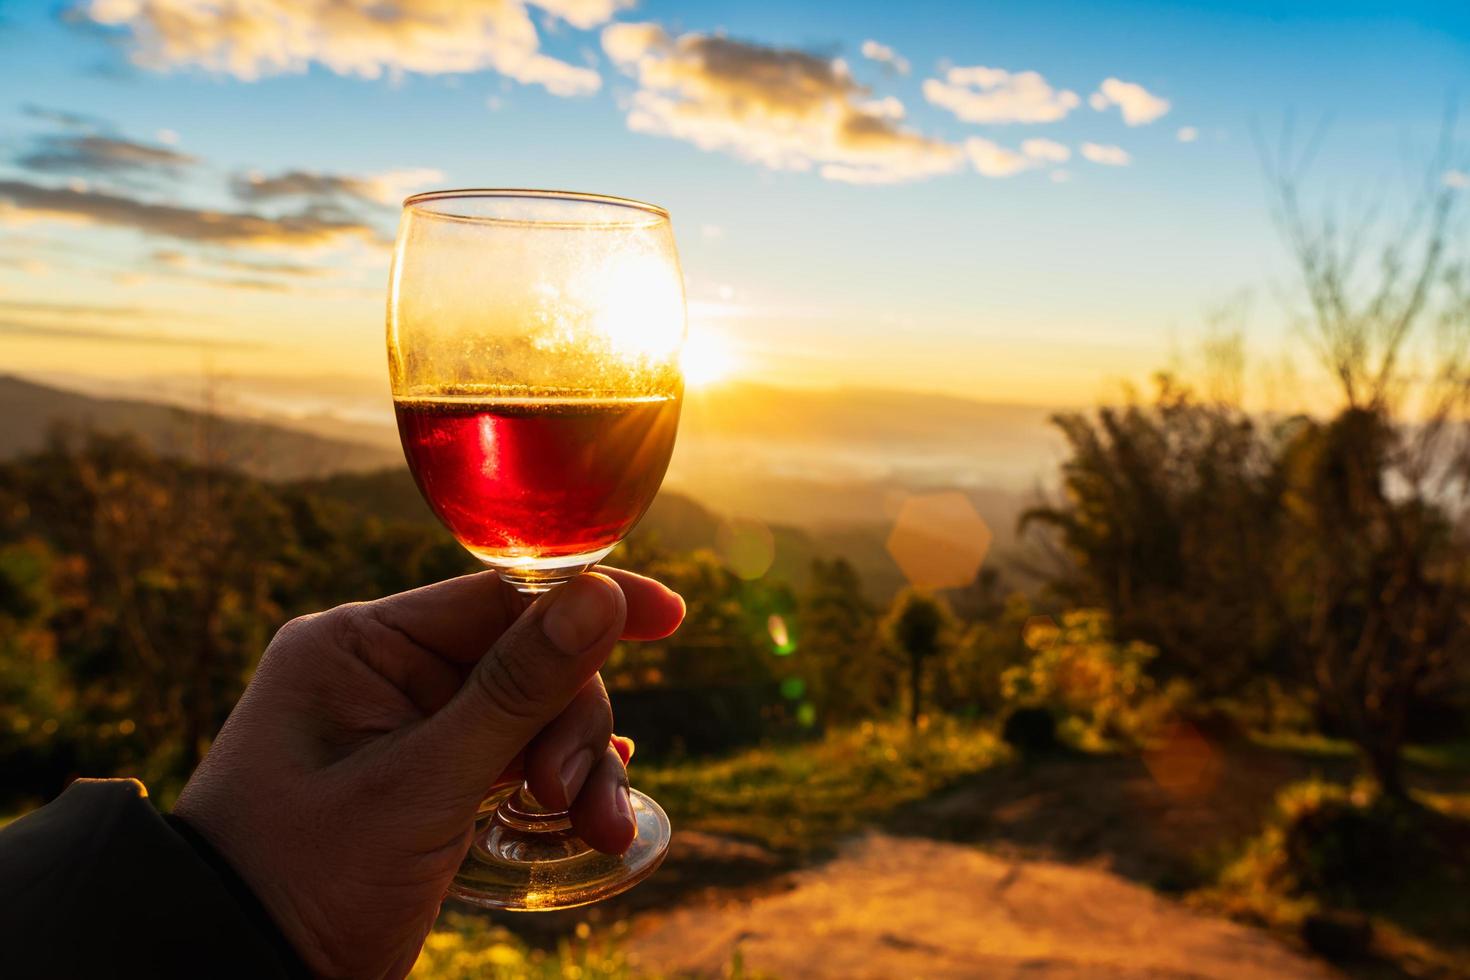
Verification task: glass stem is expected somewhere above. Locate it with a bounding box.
[495,783,574,833]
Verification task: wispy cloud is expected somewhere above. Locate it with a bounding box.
[1088,78,1170,125]
[964,138,1030,177]
[965,137,1071,177]
[1021,138,1069,163]
[860,39,909,76]
[0,298,155,317]
[1080,142,1131,166]
[20,104,111,131]
[1176,126,1198,143]
[0,319,265,349]
[923,66,1079,124]
[79,0,606,96]
[150,250,330,278]
[18,134,197,178]
[0,179,380,249]
[230,167,444,207]
[602,24,963,185]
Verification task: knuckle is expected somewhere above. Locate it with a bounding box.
[471,650,551,722]
[329,603,380,662]
[270,612,318,648]
[581,686,615,742]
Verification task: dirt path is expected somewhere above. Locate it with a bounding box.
[624,833,1334,979]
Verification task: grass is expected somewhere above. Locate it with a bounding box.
[1192,776,1470,978]
[1248,730,1470,772]
[412,914,636,979]
[636,715,1007,855]
[411,717,1005,978]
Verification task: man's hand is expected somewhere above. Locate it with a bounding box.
[173,569,683,980]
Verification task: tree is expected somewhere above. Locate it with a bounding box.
[882,589,955,728]
[798,558,880,722]
[1263,129,1470,798]
[1020,377,1290,699]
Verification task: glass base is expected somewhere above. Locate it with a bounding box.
[448,785,671,911]
[469,545,616,594]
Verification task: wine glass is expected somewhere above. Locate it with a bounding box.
[387,189,684,910]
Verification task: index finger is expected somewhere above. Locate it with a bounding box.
[595,566,685,640]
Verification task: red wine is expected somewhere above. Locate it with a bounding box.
[395,393,680,561]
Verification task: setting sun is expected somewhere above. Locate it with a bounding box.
[681,327,741,388]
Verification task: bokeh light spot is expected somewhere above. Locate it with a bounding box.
[796,702,817,727]
[780,676,806,700]
[1142,721,1222,800]
[718,516,775,580]
[767,613,797,655]
[885,491,992,590]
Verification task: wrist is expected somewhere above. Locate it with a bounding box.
[172,792,334,978]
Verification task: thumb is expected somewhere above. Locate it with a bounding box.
[406,572,626,807]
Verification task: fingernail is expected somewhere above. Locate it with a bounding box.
[616,784,634,831]
[559,748,594,806]
[542,576,618,654]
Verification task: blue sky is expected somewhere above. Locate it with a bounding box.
[1,0,1467,404]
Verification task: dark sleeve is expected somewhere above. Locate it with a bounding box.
[0,778,309,980]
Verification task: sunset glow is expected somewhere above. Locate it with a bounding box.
[681,327,741,388]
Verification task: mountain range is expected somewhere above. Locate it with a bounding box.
[1,373,1070,597]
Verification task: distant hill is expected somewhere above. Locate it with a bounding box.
[4,372,1057,598]
[0,374,401,480]
[297,466,836,593]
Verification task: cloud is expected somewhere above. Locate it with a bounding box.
[0,319,265,349]
[601,23,964,185]
[1176,125,1198,143]
[80,0,605,95]
[1444,170,1470,189]
[1089,78,1170,126]
[20,104,110,131]
[535,0,632,30]
[0,299,150,317]
[0,179,380,249]
[18,134,197,178]
[963,137,1071,178]
[150,250,329,277]
[0,257,53,275]
[923,66,1079,124]
[860,39,909,75]
[964,138,1030,177]
[1020,138,1069,163]
[1080,142,1131,166]
[231,167,444,207]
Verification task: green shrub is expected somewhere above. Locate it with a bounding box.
[999,609,1187,749]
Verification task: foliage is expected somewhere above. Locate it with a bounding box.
[795,557,881,722]
[1205,777,1470,969]
[1027,373,1470,793]
[1273,407,1470,797]
[411,914,635,979]
[941,591,1042,717]
[0,431,475,804]
[637,716,1005,855]
[1000,609,1186,750]
[880,589,956,728]
[605,539,795,693]
[1022,377,1288,700]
